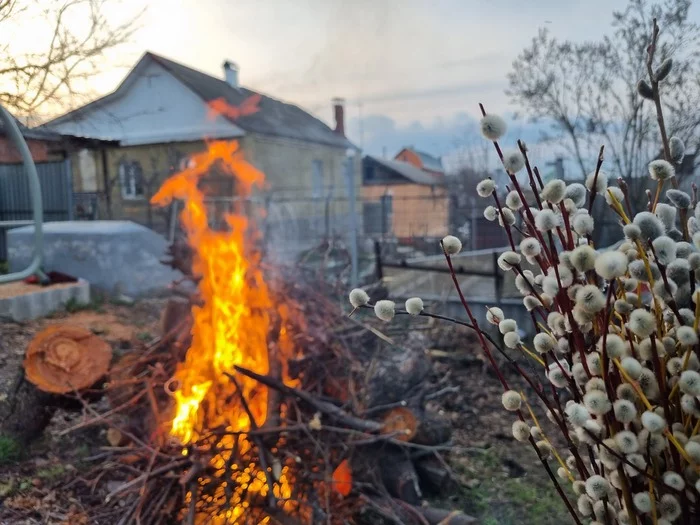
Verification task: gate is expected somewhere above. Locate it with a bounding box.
[0,160,72,260]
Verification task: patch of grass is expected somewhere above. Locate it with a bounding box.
[64,295,105,313]
[448,447,571,525]
[36,464,66,482]
[0,261,8,275]
[0,435,22,465]
[136,331,153,342]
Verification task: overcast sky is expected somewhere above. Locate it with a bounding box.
[83,0,700,157]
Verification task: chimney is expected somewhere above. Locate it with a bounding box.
[332,97,345,136]
[223,60,239,88]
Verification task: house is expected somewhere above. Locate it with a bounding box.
[394,146,444,178]
[361,155,449,242]
[0,117,65,164]
[43,52,360,255]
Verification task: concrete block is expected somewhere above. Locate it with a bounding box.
[7,221,182,297]
[0,279,90,322]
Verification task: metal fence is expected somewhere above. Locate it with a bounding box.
[0,160,73,260]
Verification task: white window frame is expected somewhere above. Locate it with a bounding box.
[119,160,145,200]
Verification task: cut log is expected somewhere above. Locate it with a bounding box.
[24,325,112,394]
[379,451,421,504]
[412,412,452,446]
[414,456,451,493]
[0,369,57,443]
[382,407,418,442]
[365,346,431,408]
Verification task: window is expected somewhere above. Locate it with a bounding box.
[119,160,145,200]
[312,159,323,199]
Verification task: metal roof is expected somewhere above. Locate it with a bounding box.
[46,52,354,149]
[365,155,443,185]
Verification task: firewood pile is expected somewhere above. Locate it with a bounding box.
[14,268,473,524]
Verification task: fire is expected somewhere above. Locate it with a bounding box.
[152,139,273,444]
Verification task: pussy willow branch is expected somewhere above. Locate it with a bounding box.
[646,17,677,189]
[440,243,582,525]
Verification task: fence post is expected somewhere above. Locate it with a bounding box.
[65,157,74,221]
[344,154,359,287]
[374,239,383,281]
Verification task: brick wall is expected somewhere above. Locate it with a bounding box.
[0,137,51,163]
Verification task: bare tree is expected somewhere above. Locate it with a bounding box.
[508,0,700,209]
[0,0,141,119]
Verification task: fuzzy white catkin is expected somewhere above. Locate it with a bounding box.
[486,306,504,324]
[634,211,665,241]
[604,186,625,205]
[666,189,691,209]
[570,245,597,272]
[533,332,557,354]
[613,399,637,424]
[594,250,628,279]
[633,492,651,513]
[601,334,625,358]
[502,149,525,173]
[686,441,700,462]
[405,297,424,316]
[498,319,518,334]
[476,178,496,197]
[648,159,675,180]
[497,251,521,270]
[511,420,530,442]
[576,285,606,313]
[679,370,700,395]
[655,203,677,230]
[641,411,667,433]
[621,357,643,379]
[676,326,698,346]
[503,331,521,348]
[535,209,560,232]
[659,494,681,521]
[662,471,685,491]
[583,390,611,415]
[480,114,507,140]
[519,237,541,257]
[572,212,595,235]
[484,206,498,221]
[652,236,676,265]
[585,170,609,194]
[441,235,462,255]
[498,208,516,226]
[565,183,587,207]
[565,403,590,427]
[349,288,370,307]
[374,300,395,322]
[629,309,656,337]
[541,179,566,203]
[614,430,639,454]
[505,190,523,210]
[501,390,522,411]
[585,475,611,501]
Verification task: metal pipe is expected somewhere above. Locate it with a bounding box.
[0,104,46,284]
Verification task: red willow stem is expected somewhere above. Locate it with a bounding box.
[518,140,544,208]
[588,145,606,213]
[491,190,517,251]
[441,243,582,525]
[559,202,575,250]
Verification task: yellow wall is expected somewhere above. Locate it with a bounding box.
[70,134,362,238]
[361,184,449,239]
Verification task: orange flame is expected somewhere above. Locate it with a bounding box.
[207,94,261,122]
[152,139,270,443]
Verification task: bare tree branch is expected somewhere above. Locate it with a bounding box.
[0,0,143,119]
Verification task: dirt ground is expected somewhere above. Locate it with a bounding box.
[0,300,573,525]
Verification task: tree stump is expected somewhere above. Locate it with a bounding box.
[1,325,112,443]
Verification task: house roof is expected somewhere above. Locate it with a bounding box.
[47,52,353,149]
[1,115,63,141]
[365,155,443,185]
[400,146,444,172]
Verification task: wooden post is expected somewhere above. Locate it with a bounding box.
[374,239,384,281]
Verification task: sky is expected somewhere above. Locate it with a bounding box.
[12,0,700,162]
